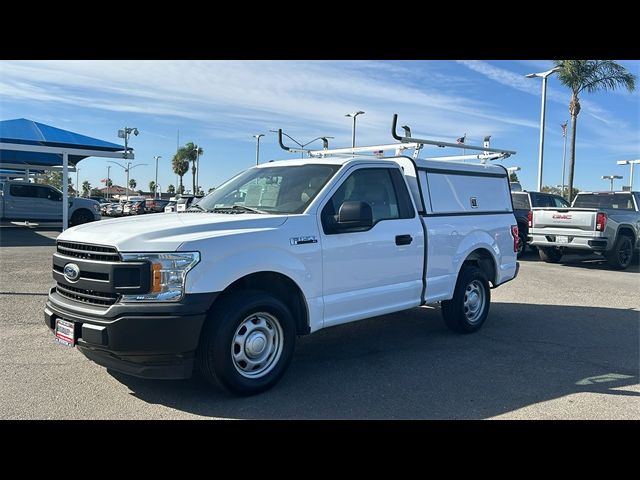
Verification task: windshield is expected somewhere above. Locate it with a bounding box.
[196,164,340,214]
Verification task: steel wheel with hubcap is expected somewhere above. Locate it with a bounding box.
[442,265,491,333]
[231,312,283,379]
[197,290,296,396]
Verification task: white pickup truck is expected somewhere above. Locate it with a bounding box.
[44,126,519,395]
[0,180,101,226]
[530,191,640,270]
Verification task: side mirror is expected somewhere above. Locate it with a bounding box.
[337,201,373,231]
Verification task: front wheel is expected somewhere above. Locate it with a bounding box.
[197,290,296,396]
[441,265,491,334]
[539,247,563,263]
[605,235,634,270]
[70,209,93,226]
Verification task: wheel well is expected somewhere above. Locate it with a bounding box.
[617,227,635,245]
[216,272,309,335]
[462,248,497,286]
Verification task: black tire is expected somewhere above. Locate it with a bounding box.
[605,235,634,270]
[538,247,563,263]
[441,265,491,334]
[197,290,296,396]
[70,209,93,226]
[516,232,527,258]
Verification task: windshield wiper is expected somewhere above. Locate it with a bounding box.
[186,203,207,212]
[212,205,268,214]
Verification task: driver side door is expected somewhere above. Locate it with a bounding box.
[318,166,424,328]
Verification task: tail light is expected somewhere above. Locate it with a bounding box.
[596,212,607,232]
[527,210,533,228]
[511,224,519,253]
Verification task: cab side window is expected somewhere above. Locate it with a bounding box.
[321,168,413,234]
[10,184,37,198]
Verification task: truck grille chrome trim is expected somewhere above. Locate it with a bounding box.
[56,241,120,262]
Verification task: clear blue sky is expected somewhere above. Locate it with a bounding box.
[1,60,638,192]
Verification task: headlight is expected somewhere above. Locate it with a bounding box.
[120,252,200,302]
[93,204,101,212]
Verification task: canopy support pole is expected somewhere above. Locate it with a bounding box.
[62,152,68,231]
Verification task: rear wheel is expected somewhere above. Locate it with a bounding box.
[441,265,491,334]
[197,290,296,396]
[539,247,563,263]
[605,235,634,270]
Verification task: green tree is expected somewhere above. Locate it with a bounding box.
[90,188,102,197]
[509,172,519,182]
[35,171,72,192]
[182,142,204,194]
[82,180,91,197]
[167,184,175,194]
[105,178,113,188]
[129,178,137,190]
[172,148,190,193]
[553,60,636,202]
[149,181,156,195]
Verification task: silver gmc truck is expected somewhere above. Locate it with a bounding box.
[530,191,640,270]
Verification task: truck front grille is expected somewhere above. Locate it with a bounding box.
[56,282,119,306]
[56,241,120,262]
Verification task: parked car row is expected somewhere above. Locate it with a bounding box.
[511,187,639,270]
[100,195,200,217]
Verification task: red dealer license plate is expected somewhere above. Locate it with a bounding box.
[55,318,75,347]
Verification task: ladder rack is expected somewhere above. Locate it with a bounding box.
[276,113,516,163]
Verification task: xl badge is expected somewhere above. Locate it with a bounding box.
[63,263,80,282]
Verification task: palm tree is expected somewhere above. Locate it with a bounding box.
[172,148,190,194]
[82,180,91,197]
[553,60,636,201]
[183,142,203,194]
[149,181,156,195]
[129,178,137,190]
[167,184,175,194]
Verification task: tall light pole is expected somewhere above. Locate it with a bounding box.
[154,156,162,199]
[75,168,80,197]
[117,127,139,200]
[526,68,560,191]
[253,134,265,166]
[108,161,148,200]
[345,111,365,148]
[269,130,334,158]
[560,121,568,199]
[602,175,623,191]
[617,160,640,190]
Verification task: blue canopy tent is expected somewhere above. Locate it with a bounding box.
[0,119,133,230]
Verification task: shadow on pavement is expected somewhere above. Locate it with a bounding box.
[0,226,59,247]
[109,303,639,419]
[520,248,640,272]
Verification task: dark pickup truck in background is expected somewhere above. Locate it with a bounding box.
[511,191,570,258]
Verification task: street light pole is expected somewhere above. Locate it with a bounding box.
[253,134,265,166]
[560,121,568,199]
[76,168,80,197]
[617,160,640,190]
[117,127,139,200]
[526,68,560,191]
[154,156,162,199]
[345,111,365,148]
[602,175,623,191]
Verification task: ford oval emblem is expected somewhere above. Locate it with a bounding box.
[63,263,80,282]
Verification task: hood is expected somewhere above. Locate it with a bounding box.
[72,198,99,207]
[58,212,288,251]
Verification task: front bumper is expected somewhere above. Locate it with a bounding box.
[44,289,218,379]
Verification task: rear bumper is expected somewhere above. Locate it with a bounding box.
[529,233,609,251]
[44,289,218,379]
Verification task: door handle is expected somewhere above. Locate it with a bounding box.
[395,234,413,246]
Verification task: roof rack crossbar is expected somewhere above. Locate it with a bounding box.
[391,114,516,156]
[308,142,421,157]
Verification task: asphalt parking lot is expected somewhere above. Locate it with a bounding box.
[0,224,638,419]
